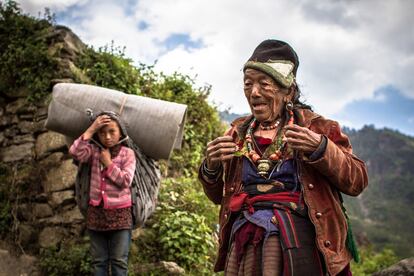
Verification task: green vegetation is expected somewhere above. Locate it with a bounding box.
[132,177,219,274]
[351,247,398,276]
[75,43,142,95]
[344,126,414,257]
[39,242,92,276]
[0,0,57,101]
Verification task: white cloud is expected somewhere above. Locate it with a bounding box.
[17,0,414,118]
[18,0,88,13]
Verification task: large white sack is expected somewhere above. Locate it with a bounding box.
[45,83,187,160]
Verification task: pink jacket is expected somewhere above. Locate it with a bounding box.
[69,136,136,209]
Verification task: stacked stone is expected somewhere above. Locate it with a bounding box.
[0,25,87,250]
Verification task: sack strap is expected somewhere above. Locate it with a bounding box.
[119,96,128,116]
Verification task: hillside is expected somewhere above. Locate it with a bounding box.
[343,126,414,257]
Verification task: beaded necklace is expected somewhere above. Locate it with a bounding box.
[234,107,295,177]
[245,119,286,177]
[259,120,280,130]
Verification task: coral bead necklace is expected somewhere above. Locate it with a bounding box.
[245,119,286,177]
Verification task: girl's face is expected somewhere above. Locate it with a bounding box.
[97,120,121,148]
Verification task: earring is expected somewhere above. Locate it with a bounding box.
[285,101,294,125]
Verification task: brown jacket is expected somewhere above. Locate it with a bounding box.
[198,109,368,275]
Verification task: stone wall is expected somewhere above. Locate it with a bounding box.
[0,25,87,251]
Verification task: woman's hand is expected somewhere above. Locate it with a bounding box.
[83,115,112,140]
[100,148,112,167]
[283,124,322,154]
[205,136,238,170]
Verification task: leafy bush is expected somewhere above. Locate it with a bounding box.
[156,211,214,269]
[351,247,398,276]
[39,242,92,276]
[134,176,219,274]
[0,0,57,101]
[75,43,142,94]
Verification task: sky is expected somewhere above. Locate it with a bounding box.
[17,0,414,136]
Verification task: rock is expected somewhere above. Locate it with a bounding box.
[32,119,47,133]
[43,159,77,192]
[0,114,12,126]
[1,86,31,99]
[49,190,75,208]
[18,204,31,221]
[5,98,26,113]
[14,164,37,184]
[0,248,39,276]
[18,224,37,246]
[38,152,64,168]
[20,113,34,120]
[35,131,67,157]
[38,227,67,248]
[18,120,46,134]
[69,224,85,236]
[47,25,86,60]
[373,258,414,276]
[60,206,84,223]
[0,132,4,145]
[158,261,186,275]
[50,78,74,86]
[5,98,36,114]
[34,107,48,122]
[10,134,35,145]
[33,203,53,218]
[132,228,144,240]
[0,142,34,162]
[134,261,185,275]
[18,121,36,134]
[3,125,18,137]
[69,61,92,83]
[39,206,84,225]
[35,193,48,203]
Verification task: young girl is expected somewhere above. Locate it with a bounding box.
[69,112,136,276]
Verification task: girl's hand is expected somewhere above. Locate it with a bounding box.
[100,148,112,167]
[83,115,112,140]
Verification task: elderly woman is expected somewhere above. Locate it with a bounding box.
[198,40,368,275]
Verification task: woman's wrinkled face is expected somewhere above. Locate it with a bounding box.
[97,120,121,148]
[244,68,292,124]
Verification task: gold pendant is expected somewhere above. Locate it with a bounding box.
[257,159,272,176]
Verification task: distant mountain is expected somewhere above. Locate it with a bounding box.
[219,111,414,257]
[219,110,248,125]
[343,126,414,257]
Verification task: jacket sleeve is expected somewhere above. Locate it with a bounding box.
[306,120,368,196]
[69,135,93,163]
[198,126,236,205]
[104,148,136,188]
[198,162,224,205]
